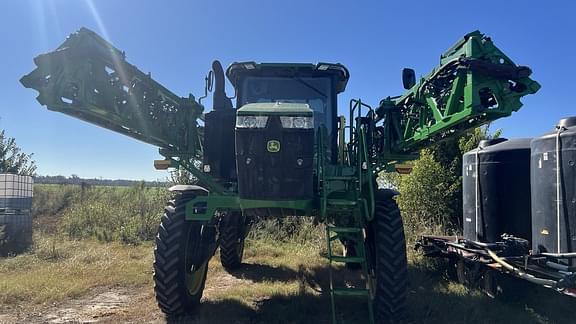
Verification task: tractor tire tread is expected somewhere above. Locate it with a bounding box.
[373,194,408,324]
[219,213,244,270]
[153,195,203,316]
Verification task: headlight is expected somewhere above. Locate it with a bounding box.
[280,116,314,129]
[236,116,268,128]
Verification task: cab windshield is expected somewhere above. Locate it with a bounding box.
[239,76,334,134]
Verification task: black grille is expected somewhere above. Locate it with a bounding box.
[235,116,314,200]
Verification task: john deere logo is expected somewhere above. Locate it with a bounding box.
[267,140,281,153]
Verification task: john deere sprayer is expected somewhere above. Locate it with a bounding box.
[21,28,539,323]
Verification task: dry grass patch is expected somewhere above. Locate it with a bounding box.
[3,226,576,323]
[0,234,152,306]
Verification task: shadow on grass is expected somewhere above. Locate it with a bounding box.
[408,262,576,324]
[166,261,576,324]
[166,263,373,324]
[228,263,302,283]
[166,293,370,324]
[230,262,369,294]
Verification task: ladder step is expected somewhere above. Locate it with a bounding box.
[327,199,357,207]
[329,256,365,263]
[333,288,370,297]
[328,226,363,234]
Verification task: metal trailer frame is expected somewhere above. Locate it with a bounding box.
[416,235,576,298]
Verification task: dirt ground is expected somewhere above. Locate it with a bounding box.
[3,265,576,324]
[0,264,336,324]
[2,285,161,324]
[1,272,263,324]
[3,242,576,324]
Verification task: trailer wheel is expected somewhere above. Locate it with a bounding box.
[219,211,246,270]
[481,270,500,298]
[456,259,485,289]
[456,260,473,286]
[457,262,505,298]
[153,193,213,316]
[372,190,408,323]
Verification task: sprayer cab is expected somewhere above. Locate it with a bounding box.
[222,62,349,201]
[227,62,349,138]
[202,61,350,191]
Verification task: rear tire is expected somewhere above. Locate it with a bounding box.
[371,190,408,324]
[219,211,246,270]
[153,193,213,316]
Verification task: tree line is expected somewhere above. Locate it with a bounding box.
[34,175,166,187]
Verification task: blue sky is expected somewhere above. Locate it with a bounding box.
[1,0,574,180]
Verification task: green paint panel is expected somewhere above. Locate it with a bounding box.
[184,194,314,221]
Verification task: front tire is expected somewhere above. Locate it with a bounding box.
[371,190,408,323]
[153,193,214,316]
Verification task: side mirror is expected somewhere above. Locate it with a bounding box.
[198,70,214,105]
[402,68,416,90]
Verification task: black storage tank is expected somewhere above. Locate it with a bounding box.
[531,117,576,255]
[463,138,532,242]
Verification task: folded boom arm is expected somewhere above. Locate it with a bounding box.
[20,28,204,156]
[373,31,540,164]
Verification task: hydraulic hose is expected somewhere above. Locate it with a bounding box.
[541,252,576,258]
[485,248,558,288]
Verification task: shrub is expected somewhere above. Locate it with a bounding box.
[32,184,80,217]
[248,216,324,246]
[59,184,170,244]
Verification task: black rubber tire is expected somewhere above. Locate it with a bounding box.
[481,270,500,298]
[456,259,474,287]
[372,190,408,324]
[153,194,211,316]
[219,211,245,270]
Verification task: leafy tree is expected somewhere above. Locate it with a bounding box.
[397,149,453,240]
[396,126,500,240]
[0,130,36,176]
